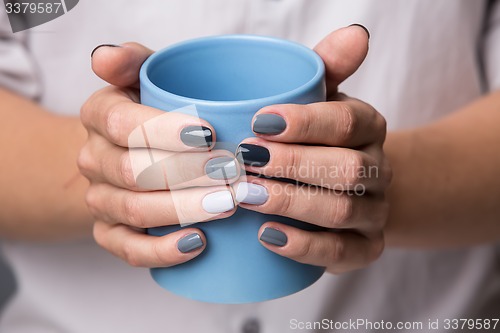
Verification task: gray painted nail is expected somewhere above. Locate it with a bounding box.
[260,228,287,247]
[253,114,287,135]
[235,182,268,205]
[180,126,213,148]
[205,157,238,180]
[178,233,204,253]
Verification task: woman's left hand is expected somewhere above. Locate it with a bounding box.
[235,25,392,274]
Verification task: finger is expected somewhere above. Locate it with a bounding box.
[235,178,388,232]
[236,138,385,191]
[91,42,154,88]
[252,99,387,147]
[93,221,206,268]
[80,86,215,150]
[314,24,370,97]
[80,135,239,190]
[257,223,384,274]
[86,184,237,228]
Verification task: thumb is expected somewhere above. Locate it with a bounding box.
[314,24,370,97]
[91,42,154,88]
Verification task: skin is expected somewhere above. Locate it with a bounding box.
[79,28,389,272]
[0,89,91,240]
[1,25,499,273]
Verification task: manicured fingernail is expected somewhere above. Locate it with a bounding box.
[349,23,370,39]
[202,190,234,214]
[253,114,286,135]
[91,44,121,58]
[180,126,213,148]
[236,144,270,167]
[178,233,204,253]
[260,228,287,247]
[235,182,268,205]
[205,157,238,180]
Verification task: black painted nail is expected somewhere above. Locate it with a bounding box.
[253,114,287,135]
[349,24,370,39]
[236,144,270,167]
[91,44,121,58]
[260,228,287,247]
[180,126,213,148]
[178,233,204,253]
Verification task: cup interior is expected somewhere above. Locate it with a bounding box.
[146,36,321,102]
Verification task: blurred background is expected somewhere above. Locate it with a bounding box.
[0,247,16,315]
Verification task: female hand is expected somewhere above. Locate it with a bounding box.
[79,43,239,267]
[236,25,392,274]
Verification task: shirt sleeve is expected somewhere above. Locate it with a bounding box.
[0,8,41,100]
[483,0,500,91]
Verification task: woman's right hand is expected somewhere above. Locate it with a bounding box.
[78,43,238,267]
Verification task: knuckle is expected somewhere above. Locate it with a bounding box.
[286,146,303,177]
[171,197,190,223]
[300,107,318,140]
[277,187,294,216]
[118,152,137,188]
[80,95,94,127]
[292,237,313,261]
[122,239,142,267]
[92,223,105,248]
[85,187,100,218]
[177,159,198,186]
[122,193,145,228]
[375,112,388,140]
[330,196,353,228]
[80,100,90,126]
[77,146,94,176]
[105,102,125,144]
[338,103,357,143]
[378,113,387,132]
[151,239,173,267]
[330,234,346,264]
[343,152,364,185]
[81,89,105,127]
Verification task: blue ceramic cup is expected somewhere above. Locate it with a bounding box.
[140,35,326,303]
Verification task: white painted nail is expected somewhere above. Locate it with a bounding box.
[202,190,235,214]
[235,182,268,205]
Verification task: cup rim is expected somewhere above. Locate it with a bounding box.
[139,34,325,109]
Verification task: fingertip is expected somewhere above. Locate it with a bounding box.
[252,107,288,137]
[91,42,154,87]
[91,43,123,75]
[314,25,370,92]
[348,23,371,40]
[176,229,206,255]
[91,44,121,58]
[179,124,215,150]
[258,223,288,248]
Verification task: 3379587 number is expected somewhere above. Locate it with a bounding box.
[444,318,499,330]
[5,2,62,14]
